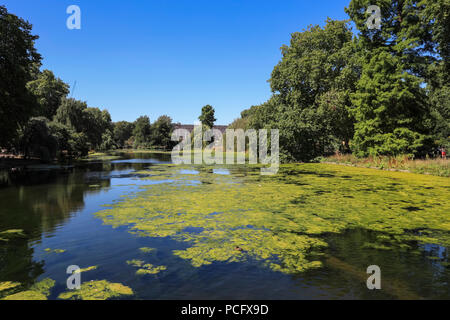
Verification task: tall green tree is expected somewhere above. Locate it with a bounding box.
[349,50,431,156]
[346,0,437,156]
[345,0,436,77]
[18,117,57,161]
[54,98,113,151]
[54,98,87,132]
[0,5,41,147]
[113,121,135,148]
[133,116,152,148]
[199,105,216,129]
[26,69,70,119]
[150,115,174,150]
[250,19,359,161]
[48,121,89,158]
[82,107,113,149]
[420,0,450,149]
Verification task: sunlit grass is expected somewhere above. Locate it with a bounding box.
[323,154,450,177]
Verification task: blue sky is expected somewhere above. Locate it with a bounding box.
[3,0,351,124]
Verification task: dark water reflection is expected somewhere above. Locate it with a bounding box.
[0,152,448,300]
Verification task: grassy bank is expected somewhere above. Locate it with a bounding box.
[322,154,449,177]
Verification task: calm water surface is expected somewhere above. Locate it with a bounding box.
[0,152,448,299]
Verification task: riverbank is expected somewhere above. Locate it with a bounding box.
[4,150,449,178]
[322,154,449,177]
[0,156,46,170]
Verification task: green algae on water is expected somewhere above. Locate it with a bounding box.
[126,259,145,267]
[94,163,450,274]
[30,278,55,296]
[139,247,156,253]
[0,229,25,239]
[0,229,25,235]
[75,266,98,273]
[127,259,167,275]
[2,290,48,300]
[44,248,66,254]
[0,281,20,292]
[1,278,55,300]
[136,264,167,275]
[58,280,133,300]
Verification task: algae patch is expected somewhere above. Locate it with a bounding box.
[0,229,25,241]
[139,247,156,253]
[1,278,55,300]
[75,266,98,273]
[127,260,167,275]
[44,248,66,254]
[94,163,450,274]
[58,280,133,300]
[136,264,167,275]
[0,281,20,292]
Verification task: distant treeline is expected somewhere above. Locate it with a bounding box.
[0,6,179,161]
[229,1,449,162]
[1,2,449,163]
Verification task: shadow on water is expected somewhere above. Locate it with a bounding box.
[314,229,450,299]
[0,151,170,285]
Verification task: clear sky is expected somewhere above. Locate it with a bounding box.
[3,0,351,125]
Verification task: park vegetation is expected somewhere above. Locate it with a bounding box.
[1,1,449,164]
[230,0,449,162]
[0,5,177,162]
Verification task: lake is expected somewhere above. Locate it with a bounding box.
[0,151,449,300]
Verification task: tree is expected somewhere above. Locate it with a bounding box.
[349,50,431,157]
[150,115,174,150]
[19,117,57,161]
[26,69,70,119]
[228,117,249,130]
[54,98,87,132]
[81,107,113,149]
[199,105,217,129]
[99,130,116,151]
[54,98,113,151]
[419,0,450,150]
[48,121,89,158]
[0,5,42,147]
[429,75,450,150]
[249,19,359,161]
[346,0,437,157]
[113,121,135,148]
[345,0,437,78]
[133,116,152,148]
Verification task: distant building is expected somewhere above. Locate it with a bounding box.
[173,124,228,134]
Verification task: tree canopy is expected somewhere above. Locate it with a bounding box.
[235,1,449,161]
[199,105,217,129]
[26,70,70,119]
[1,2,448,162]
[0,5,41,147]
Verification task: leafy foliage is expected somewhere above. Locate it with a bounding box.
[150,115,175,150]
[199,105,217,129]
[113,121,135,148]
[242,19,359,161]
[349,49,432,157]
[26,69,69,119]
[0,6,41,147]
[132,116,152,148]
